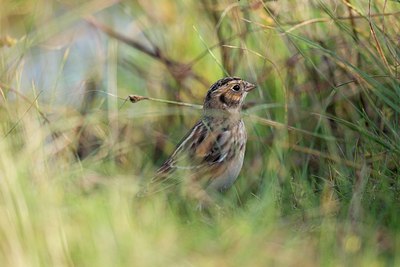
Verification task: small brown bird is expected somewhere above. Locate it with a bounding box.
[146,77,255,205]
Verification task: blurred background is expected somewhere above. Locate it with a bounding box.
[0,0,399,266]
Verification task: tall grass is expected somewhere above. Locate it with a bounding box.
[1,0,399,266]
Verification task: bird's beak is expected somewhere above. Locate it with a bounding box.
[244,81,256,92]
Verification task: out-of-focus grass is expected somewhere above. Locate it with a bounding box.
[1,0,400,266]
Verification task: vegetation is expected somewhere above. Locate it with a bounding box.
[1,0,399,266]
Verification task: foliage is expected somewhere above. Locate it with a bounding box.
[0,0,399,266]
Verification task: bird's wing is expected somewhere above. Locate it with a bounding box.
[152,120,232,183]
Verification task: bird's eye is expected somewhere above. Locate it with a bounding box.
[232,84,240,91]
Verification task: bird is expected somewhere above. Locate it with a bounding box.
[143,77,255,206]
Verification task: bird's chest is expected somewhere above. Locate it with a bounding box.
[204,120,247,191]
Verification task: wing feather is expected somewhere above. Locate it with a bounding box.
[153,120,232,182]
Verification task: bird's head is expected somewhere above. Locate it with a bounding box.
[203,77,255,115]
